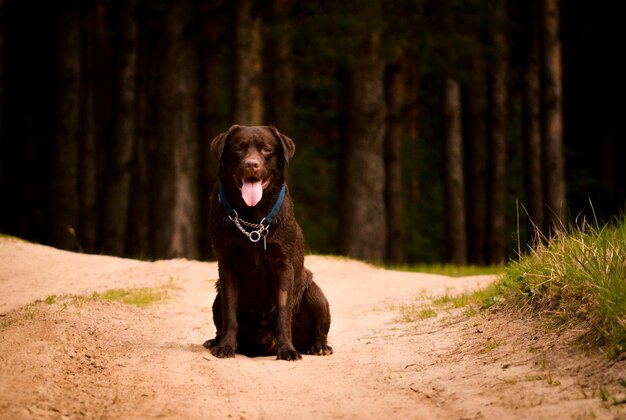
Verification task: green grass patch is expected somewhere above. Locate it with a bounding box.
[309,254,503,277]
[89,279,179,308]
[0,234,29,242]
[382,263,503,277]
[480,339,501,354]
[432,284,508,312]
[1,282,178,331]
[433,292,473,308]
[91,284,173,308]
[491,213,626,358]
[393,304,437,322]
[393,285,506,323]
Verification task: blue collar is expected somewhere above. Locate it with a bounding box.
[218,182,286,228]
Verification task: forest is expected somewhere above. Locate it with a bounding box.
[0,0,624,265]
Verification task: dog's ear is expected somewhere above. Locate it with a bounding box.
[268,126,295,164]
[211,125,241,160]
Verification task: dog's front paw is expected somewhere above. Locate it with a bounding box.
[307,342,333,356]
[202,338,217,349]
[276,344,302,361]
[210,344,236,358]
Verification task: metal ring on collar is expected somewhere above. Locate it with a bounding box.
[249,231,262,242]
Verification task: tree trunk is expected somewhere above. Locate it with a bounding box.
[232,0,263,125]
[522,0,544,239]
[541,0,566,233]
[77,3,102,254]
[130,6,158,259]
[405,53,420,144]
[0,0,3,162]
[465,56,488,265]
[48,1,81,251]
[198,1,224,259]
[101,0,137,256]
[131,129,151,259]
[249,6,263,125]
[487,0,508,265]
[153,0,199,259]
[0,2,4,234]
[340,31,387,263]
[269,0,294,134]
[384,57,406,265]
[443,78,467,265]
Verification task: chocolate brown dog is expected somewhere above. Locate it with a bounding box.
[204,125,332,360]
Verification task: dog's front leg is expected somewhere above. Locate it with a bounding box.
[211,272,239,358]
[276,266,301,361]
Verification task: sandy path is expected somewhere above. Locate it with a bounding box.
[1,238,624,419]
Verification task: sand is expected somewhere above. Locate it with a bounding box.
[1,237,624,419]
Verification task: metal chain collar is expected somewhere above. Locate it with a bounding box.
[228,209,269,250]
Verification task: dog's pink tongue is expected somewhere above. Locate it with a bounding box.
[241,180,263,207]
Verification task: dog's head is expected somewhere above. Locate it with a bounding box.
[211,125,295,207]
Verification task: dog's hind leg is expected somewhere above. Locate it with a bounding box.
[292,274,333,356]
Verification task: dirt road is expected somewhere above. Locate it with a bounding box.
[1,238,624,419]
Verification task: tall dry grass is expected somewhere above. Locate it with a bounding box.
[500,213,626,358]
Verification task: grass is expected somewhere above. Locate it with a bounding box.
[91,280,178,308]
[310,253,503,277]
[490,213,626,358]
[91,287,168,307]
[0,234,28,242]
[433,287,501,310]
[47,281,178,309]
[392,304,437,322]
[1,283,176,330]
[385,278,503,325]
[427,282,510,315]
[382,263,503,277]
[391,212,626,360]
[393,286,502,322]
[480,339,501,354]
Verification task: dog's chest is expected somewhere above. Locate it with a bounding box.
[234,253,277,297]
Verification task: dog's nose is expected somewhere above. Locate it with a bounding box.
[244,158,261,171]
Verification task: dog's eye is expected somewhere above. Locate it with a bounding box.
[261,145,273,154]
[233,142,248,154]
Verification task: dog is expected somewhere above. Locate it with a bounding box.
[204,124,332,361]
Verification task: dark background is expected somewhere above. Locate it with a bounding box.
[0,0,623,265]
